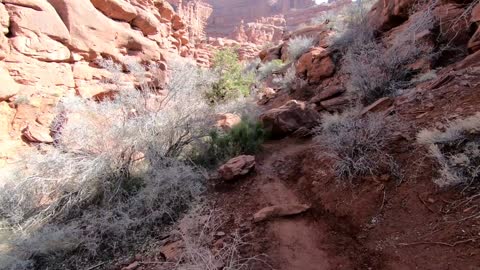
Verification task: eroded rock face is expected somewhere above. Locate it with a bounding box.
[0,0,194,166]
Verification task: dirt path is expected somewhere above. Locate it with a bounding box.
[250,139,331,270]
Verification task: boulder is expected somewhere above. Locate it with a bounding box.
[91,0,137,22]
[296,47,335,85]
[218,155,255,181]
[5,0,70,43]
[0,65,19,101]
[132,7,161,35]
[369,0,416,31]
[22,124,53,143]
[253,204,310,223]
[155,0,175,21]
[260,100,320,138]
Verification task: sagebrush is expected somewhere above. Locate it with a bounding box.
[0,58,216,269]
[417,113,480,189]
[287,36,315,61]
[315,109,399,182]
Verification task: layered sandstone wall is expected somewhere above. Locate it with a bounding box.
[0,0,194,167]
[167,0,213,41]
[205,0,316,38]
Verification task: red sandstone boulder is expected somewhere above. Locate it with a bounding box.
[296,47,335,85]
[22,124,53,143]
[260,100,320,138]
[132,7,161,35]
[369,0,416,31]
[218,155,255,181]
[91,0,138,22]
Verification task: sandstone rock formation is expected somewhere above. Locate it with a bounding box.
[0,0,194,166]
[206,0,315,38]
[260,100,320,138]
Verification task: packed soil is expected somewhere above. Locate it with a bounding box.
[209,64,480,270]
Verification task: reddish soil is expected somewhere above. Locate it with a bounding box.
[211,62,480,269]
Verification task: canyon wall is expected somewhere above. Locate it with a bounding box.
[0,0,194,167]
[206,0,316,38]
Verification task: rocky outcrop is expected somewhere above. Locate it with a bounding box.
[260,100,320,138]
[0,0,194,166]
[296,47,335,84]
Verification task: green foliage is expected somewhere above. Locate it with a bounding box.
[196,118,266,167]
[206,48,255,104]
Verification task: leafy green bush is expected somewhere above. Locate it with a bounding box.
[206,48,255,104]
[196,118,266,167]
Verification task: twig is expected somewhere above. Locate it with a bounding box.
[417,193,436,213]
[85,262,106,270]
[139,261,164,265]
[399,237,480,247]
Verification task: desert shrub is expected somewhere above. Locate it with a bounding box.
[315,109,399,182]
[417,113,480,189]
[0,58,215,269]
[340,6,436,105]
[195,118,266,167]
[272,65,296,90]
[161,205,268,270]
[287,36,315,61]
[206,48,255,104]
[257,59,284,80]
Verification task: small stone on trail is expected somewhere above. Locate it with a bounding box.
[253,204,311,223]
[218,155,255,181]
